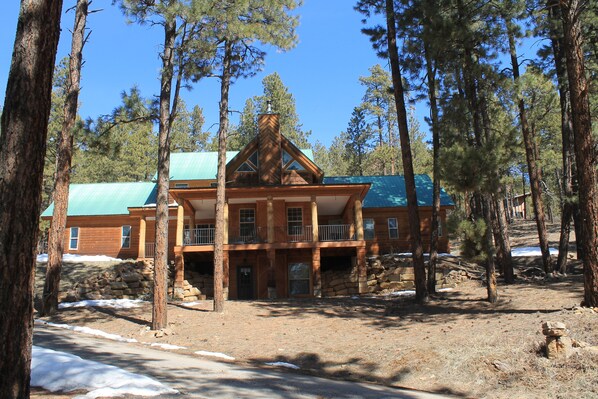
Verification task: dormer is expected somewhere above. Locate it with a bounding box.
[225,113,323,186]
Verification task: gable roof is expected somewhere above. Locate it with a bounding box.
[41,182,157,217]
[323,175,454,208]
[169,149,316,181]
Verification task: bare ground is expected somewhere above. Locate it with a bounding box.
[34,220,598,398]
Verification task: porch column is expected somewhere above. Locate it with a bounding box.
[267,196,274,243]
[223,201,229,244]
[223,250,229,300]
[267,248,277,299]
[357,245,367,294]
[312,247,321,297]
[189,210,196,244]
[175,204,184,246]
[311,195,319,242]
[354,197,364,240]
[138,216,146,259]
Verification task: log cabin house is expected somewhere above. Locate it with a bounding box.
[42,113,454,299]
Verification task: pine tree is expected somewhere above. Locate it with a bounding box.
[0,0,63,396]
[344,107,374,176]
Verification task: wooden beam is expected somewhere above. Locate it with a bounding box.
[312,247,321,297]
[311,195,319,242]
[267,196,274,244]
[354,198,364,241]
[175,204,184,246]
[138,216,146,259]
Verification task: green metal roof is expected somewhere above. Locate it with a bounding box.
[323,175,454,208]
[41,182,157,217]
[167,149,315,181]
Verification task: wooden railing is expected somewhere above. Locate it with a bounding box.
[145,242,155,258]
[183,228,215,245]
[319,224,353,241]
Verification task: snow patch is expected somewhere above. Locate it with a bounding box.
[37,254,122,263]
[194,350,235,360]
[59,299,145,310]
[265,361,300,370]
[179,301,202,308]
[31,346,177,398]
[511,247,559,257]
[389,290,416,297]
[35,320,137,343]
[148,342,186,350]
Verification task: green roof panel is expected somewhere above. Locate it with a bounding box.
[41,182,157,217]
[323,175,454,208]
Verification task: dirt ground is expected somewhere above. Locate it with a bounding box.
[35,220,598,399]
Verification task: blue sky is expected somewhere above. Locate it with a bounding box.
[0,1,398,147]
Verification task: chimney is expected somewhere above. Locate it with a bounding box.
[257,113,282,185]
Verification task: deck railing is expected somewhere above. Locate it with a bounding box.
[283,225,313,242]
[319,224,353,241]
[145,242,155,258]
[183,228,215,245]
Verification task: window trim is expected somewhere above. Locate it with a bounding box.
[388,217,399,239]
[121,225,132,249]
[69,227,79,250]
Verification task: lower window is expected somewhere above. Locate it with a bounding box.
[121,225,131,248]
[288,263,310,295]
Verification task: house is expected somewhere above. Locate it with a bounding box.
[42,113,454,299]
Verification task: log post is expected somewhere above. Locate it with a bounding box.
[312,247,321,297]
[354,197,364,241]
[138,216,146,259]
[357,245,367,294]
[267,196,274,243]
[223,201,229,244]
[176,204,184,246]
[311,195,319,242]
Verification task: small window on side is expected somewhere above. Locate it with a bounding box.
[121,225,131,248]
[364,218,375,240]
[388,218,399,239]
[69,227,79,250]
[174,183,189,188]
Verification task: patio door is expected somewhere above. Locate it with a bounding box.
[237,265,254,299]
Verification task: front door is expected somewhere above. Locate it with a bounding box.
[237,266,254,299]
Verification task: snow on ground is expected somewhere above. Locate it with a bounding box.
[37,254,122,263]
[148,342,187,350]
[35,320,137,343]
[31,346,178,398]
[395,252,454,257]
[194,350,235,360]
[265,361,300,370]
[178,301,202,308]
[388,287,453,297]
[59,299,145,310]
[511,247,559,257]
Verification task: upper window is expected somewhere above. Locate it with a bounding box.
[239,209,255,237]
[248,151,258,167]
[69,227,79,250]
[388,218,398,239]
[282,150,293,166]
[174,183,188,188]
[122,225,131,248]
[236,162,255,172]
[287,161,306,171]
[364,218,375,240]
[287,207,303,235]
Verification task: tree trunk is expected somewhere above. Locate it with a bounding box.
[42,0,88,317]
[505,17,552,274]
[153,14,176,330]
[424,36,440,294]
[0,0,63,397]
[214,40,233,313]
[385,0,428,303]
[483,194,498,303]
[493,191,513,283]
[560,0,598,306]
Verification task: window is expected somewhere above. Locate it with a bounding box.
[248,151,258,167]
[287,207,303,235]
[239,209,255,237]
[69,227,79,250]
[282,150,293,166]
[236,162,255,172]
[287,161,305,171]
[388,218,398,239]
[288,263,310,295]
[364,218,375,240]
[174,183,188,188]
[121,225,131,248]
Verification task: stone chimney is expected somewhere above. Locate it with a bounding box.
[257,113,282,185]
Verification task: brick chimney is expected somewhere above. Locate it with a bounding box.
[257,113,282,185]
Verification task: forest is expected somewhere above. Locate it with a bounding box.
[0,0,597,397]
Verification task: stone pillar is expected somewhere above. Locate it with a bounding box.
[138,216,146,259]
[312,247,321,297]
[267,196,274,243]
[354,197,364,240]
[356,246,367,294]
[174,249,185,299]
[267,248,277,299]
[311,196,319,242]
[223,201,229,244]
[542,322,573,359]
[176,204,184,246]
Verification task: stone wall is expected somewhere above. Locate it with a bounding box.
[321,254,472,297]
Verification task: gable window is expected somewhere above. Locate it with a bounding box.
[122,225,131,248]
[282,150,293,166]
[287,161,306,171]
[240,209,255,238]
[248,151,258,167]
[288,263,310,296]
[174,183,188,188]
[287,207,303,235]
[388,218,399,239]
[364,219,375,240]
[69,227,79,250]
